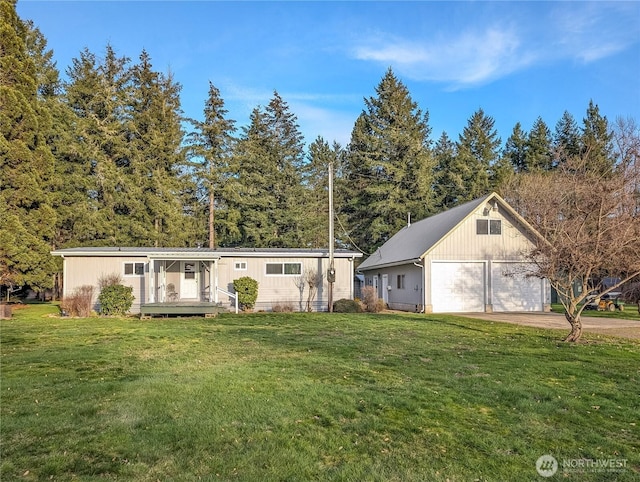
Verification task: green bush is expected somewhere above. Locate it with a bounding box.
[98,284,134,316]
[333,298,363,313]
[233,276,259,311]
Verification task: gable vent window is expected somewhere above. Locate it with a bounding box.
[477,219,502,235]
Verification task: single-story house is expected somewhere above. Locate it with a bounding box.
[357,192,551,313]
[51,247,362,315]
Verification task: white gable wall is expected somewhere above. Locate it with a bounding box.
[423,203,547,313]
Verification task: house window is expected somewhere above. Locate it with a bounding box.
[184,262,196,280]
[265,262,302,276]
[234,261,247,271]
[124,262,145,276]
[397,274,405,289]
[477,219,502,235]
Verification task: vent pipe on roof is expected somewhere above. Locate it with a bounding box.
[407,212,411,227]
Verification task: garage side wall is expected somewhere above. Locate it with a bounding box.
[363,265,423,312]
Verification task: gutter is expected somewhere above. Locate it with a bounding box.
[413,259,425,313]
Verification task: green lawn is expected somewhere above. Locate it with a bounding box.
[1,304,639,481]
[551,303,640,321]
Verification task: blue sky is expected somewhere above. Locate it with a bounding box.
[17,1,640,148]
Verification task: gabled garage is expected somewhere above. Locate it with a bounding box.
[357,192,551,314]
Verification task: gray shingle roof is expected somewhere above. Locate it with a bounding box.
[358,194,493,270]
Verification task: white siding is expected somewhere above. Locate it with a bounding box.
[425,205,542,312]
[63,256,147,313]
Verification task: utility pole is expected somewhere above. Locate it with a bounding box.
[328,161,335,312]
[209,188,215,249]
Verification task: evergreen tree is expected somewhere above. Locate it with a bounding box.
[503,122,528,173]
[553,111,581,165]
[186,81,236,248]
[128,50,188,246]
[0,0,57,291]
[432,131,462,209]
[343,68,435,253]
[227,92,306,247]
[63,46,133,245]
[581,100,615,173]
[524,117,554,171]
[303,137,343,248]
[455,108,501,202]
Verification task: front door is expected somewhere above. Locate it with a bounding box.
[381,274,389,304]
[181,261,199,299]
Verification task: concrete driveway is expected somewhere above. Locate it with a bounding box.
[459,312,640,340]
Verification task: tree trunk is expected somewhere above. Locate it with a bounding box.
[0,304,11,319]
[564,311,583,342]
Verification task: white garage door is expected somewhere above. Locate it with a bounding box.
[431,262,485,313]
[491,262,542,312]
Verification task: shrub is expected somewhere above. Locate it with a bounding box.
[98,284,134,316]
[233,276,259,311]
[333,298,363,313]
[361,286,385,312]
[60,285,95,317]
[98,272,123,290]
[272,302,295,313]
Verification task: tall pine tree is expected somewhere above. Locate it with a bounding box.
[581,100,615,173]
[455,108,501,202]
[432,131,462,209]
[503,122,527,173]
[303,137,343,248]
[0,1,57,292]
[128,50,188,246]
[554,110,581,165]
[343,68,435,253]
[227,92,306,247]
[524,117,554,171]
[186,81,236,248]
[63,46,133,245]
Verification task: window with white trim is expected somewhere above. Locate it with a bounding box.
[124,262,145,276]
[476,219,502,235]
[234,261,247,271]
[265,262,302,276]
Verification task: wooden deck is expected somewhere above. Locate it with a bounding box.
[139,302,227,318]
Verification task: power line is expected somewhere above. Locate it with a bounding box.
[335,213,371,256]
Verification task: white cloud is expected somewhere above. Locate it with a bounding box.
[352,3,639,89]
[354,26,533,88]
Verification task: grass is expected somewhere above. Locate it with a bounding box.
[1,304,639,481]
[551,303,640,321]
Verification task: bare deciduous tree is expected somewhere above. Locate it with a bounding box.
[504,129,640,342]
[294,268,325,312]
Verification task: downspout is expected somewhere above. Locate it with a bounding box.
[413,259,424,313]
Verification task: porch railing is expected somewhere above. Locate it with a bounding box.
[217,287,239,314]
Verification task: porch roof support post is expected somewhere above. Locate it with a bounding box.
[148,259,155,303]
[212,259,218,303]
